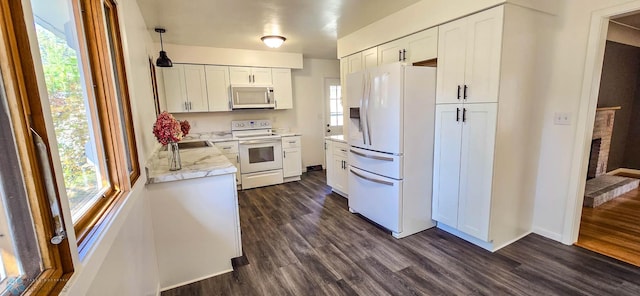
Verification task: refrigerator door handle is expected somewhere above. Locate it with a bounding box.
[350,149,394,161]
[359,74,367,145]
[350,169,394,186]
[365,74,372,146]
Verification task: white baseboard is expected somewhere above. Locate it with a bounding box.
[532,226,563,242]
[160,269,233,292]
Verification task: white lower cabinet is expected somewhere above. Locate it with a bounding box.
[214,141,241,185]
[282,136,302,180]
[325,138,348,197]
[432,103,497,244]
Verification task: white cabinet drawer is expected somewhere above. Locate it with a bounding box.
[348,146,402,179]
[214,141,239,154]
[333,142,349,158]
[348,166,402,232]
[282,136,301,148]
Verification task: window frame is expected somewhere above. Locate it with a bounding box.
[0,1,74,294]
[72,0,139,254]
[102,0,140,185]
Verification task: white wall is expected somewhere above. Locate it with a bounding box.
[337,0,560,58]
[171,58,340,170]
[59,0,161,294]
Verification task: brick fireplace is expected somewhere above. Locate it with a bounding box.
[587,108,617,179]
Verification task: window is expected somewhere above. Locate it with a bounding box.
[329,83,343,126]
[28,0,140,250]
[103,0,140,184]
[0,0,74,294]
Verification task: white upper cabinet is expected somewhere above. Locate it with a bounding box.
[163,64,188,113]
[271,68,293,109]
[183,65,209,112]
[229,67,272,85]
[436,7,503,104]
[164,64,208,113]
[362,48,378,69]
[378,27,438,66]
[205,65,231,112]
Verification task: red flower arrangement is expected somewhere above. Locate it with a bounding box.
[152,111,190,145]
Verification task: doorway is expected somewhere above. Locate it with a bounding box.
[324,78,343,137]
[573,11,640,267]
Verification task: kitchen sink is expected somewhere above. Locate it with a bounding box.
[162,140,213,151]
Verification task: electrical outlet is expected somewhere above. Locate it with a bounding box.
[554,112,571,125]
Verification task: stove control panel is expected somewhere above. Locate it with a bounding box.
[231,120,272,131]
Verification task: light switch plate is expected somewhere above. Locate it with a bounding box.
[554,112,571,125]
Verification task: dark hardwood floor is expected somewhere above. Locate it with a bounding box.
[163,171,640,296]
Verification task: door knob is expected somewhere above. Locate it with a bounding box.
[326,124,330,127]
[327,129,331,132]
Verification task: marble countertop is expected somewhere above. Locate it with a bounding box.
[183,131,302,142]
[325,134,346,143]
[146,143,236,184]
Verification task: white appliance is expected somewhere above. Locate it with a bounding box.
[347,62,437,239]
[231,86,275,109]
[232,120,283,189]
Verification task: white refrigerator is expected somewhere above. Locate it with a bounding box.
[346,62,437,239]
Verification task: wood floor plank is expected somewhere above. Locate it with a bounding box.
[577,186,640,267]
[163,171,640,296]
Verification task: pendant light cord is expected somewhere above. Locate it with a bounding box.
[159,32,165,51]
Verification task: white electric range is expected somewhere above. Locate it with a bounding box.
[232,120,284,189]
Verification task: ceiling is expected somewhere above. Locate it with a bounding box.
[135,0,421,59]
[613,13,640,30]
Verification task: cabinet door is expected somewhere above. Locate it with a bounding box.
[333,154,348,194]
[436,18,467,104]
[432,104,463,227]
[251,67,272,85]
[184,64,208,112]
[283,148,302,178]
[463,7,503,103]
[272,68,293,109]
[362,47,378,69]
[377,39,405,65]
[325,140,334,187]
[162,64,188,112]
[346,52,363,73]
[458,103,497,241]
[229,67,252,84]
[406,27,438,64]
[205,65,231,112]
[225,153,241,185]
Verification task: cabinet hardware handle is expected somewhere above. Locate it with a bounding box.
[223,147,231,150]
[189,102,192,110]
[350,169,394,186]
[464,85,468,100]
[325,142,327,150]
[456,108,460,122]
[340,149,347,152]
[463,108,467,122]
[184,102,188,110]
[402,49,407,61]
[398,50,402,62]
[457,85,461,100]
[252,74,255,83]
[236,155,239,163]
[284,151,286,158]
[350,149,394,161]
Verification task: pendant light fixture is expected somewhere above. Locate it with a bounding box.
[261,35,286,48]
[155,27,173,67]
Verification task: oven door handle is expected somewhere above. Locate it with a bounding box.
[239,139,281,145]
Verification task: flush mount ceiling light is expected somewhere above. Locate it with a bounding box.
[155,27,173,67]
[261,35,286,48]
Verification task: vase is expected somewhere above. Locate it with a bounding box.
[167,142,181,171]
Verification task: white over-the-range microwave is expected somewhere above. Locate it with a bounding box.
[231,85,275,109]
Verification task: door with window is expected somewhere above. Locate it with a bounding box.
[325,78,343,137]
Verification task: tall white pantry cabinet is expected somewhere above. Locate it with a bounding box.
[431,4,550,251]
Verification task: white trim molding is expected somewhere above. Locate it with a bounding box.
[564,0,640,245]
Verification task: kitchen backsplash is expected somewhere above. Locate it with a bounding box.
[173,109,298,133]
